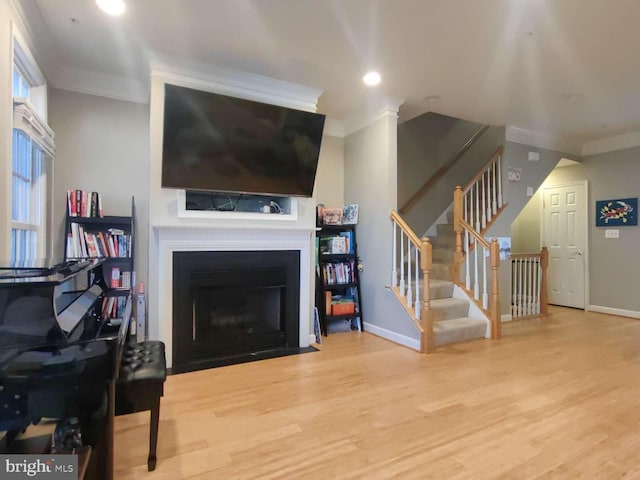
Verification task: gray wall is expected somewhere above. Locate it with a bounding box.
[345,115,419,340]
[398,112,505,236]
[397,113,478,207]
[484,141,570,236]
[511,145,640,312]
[49,89,150,289]
[484,141,574,315]
[314,135,345,207]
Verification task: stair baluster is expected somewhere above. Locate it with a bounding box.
[481,171,487,229]
[492,160,498,215]
[414,246,420,319]
[391,222,398,288]
[400,229,405,296]
[510,248,549,319]
[497,152,503,208]
[406,242,413,307]
[389,211,432,353]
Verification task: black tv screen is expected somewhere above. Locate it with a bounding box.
[161,84,325,197]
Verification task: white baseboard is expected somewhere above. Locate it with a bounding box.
[363,322,421,351]
[588,305,640,319]
[308,334,317,345]
[501,314,513,322]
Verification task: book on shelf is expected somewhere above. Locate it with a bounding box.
[110,267,121,288]
[66,189,104,218]
[321,260,355,284]
[66,223,131,259]
[101,295,128,319]
[330,236,347,254]
[320,234,354,255]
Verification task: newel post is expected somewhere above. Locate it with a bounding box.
[453,186,464,283]
[540,246,549,315]
[490,238,501,339]
[420,237,433,353]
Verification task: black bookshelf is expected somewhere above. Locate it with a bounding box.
[316,223,363,336]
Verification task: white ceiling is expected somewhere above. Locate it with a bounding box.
[16,0,640,153]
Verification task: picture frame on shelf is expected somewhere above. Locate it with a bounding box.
[322,207,343,225]
[342,204,359,224]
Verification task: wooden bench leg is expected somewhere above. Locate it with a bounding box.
[147,396,160,472]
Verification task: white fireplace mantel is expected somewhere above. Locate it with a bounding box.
[150,224,315,368]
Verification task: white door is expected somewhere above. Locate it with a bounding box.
[542,182,587,308]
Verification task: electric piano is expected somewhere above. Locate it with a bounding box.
[0,258,131,480]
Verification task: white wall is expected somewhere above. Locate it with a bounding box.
[345,113,420,342]
[314,135,344,208]
[0,0,13,259]
[49,88,150,288]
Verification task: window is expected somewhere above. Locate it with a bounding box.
[10,35,54,264]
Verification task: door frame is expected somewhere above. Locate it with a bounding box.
[539,180,590,310]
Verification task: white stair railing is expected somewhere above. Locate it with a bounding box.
[390,211,433,352]
[453,187,501,339]
[511,248,549,318]
[462,146,504,234]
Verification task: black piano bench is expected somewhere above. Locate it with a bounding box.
[115,341,167,472]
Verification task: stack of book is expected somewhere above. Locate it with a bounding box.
[66,190,103,218]
[321,260,356,285]
[101,295,129,320]
[66,225,131,259]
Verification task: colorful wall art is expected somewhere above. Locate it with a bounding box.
[595,197,637,226]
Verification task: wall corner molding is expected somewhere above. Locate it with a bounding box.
[581,130,640,157]
[342,96,404,137]
[506,126,581,155]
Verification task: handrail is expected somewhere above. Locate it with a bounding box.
[399,124,490,215]
[463,146,504,193]
[459,219,490,249]
[510,252,542,259]
[390,210,422,247]
[390,210,433,353]
[453,186,501,339]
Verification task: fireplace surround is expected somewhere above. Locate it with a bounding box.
[172,250,300,372]
[151,225,314,369]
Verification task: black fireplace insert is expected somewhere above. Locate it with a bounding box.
[172,250,301,373]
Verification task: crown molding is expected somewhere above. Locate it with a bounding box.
[342,96,404,137]
[150,54,322,112]
[506,126,582,155]
[51,66,149,104]
[581,130,640,157]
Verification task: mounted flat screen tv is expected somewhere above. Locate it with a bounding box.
[161,84,325,197]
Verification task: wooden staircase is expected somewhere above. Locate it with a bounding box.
[389,147,506,353]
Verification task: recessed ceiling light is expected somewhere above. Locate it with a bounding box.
[423,95,442,103]
[96,0,126,16]
[363,71,381,87]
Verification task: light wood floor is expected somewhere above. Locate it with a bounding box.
[114,307,640,479]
